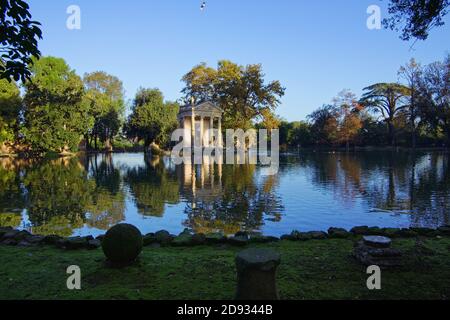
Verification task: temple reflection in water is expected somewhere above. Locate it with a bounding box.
[178,155,223,208]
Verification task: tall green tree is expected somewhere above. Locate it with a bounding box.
[417,55,450,146]
[23,56,91,153]
[182,60,285,130]
[398,58,423,148]
[279,121,312,148]
[0,0,42,82]
[125,88,179,150]
[83,71,125,151]
[308,105,340,145]
[361,83,411,146]
[0,78,21,150]
[332,90,364,150]
[288,121,313,147]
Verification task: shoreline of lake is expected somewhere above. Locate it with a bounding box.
[1,145,450,160]
[2,225,449,250]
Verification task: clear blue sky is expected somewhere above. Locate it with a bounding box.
[28,0,449,121]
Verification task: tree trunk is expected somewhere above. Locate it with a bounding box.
[388,121,395,147]
[104,138,113,153]
[410,106,416,149]
[150,142,162,156]
[85,134,91,151]
[387,156,396,207]
[409,152,416,211]
[144,138,151,154]
[447,131,450,150]
[446,152,450,169]
[82,134,90,151]
[411,127,416,149]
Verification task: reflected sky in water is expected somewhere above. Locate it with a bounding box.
[0,151,449,237]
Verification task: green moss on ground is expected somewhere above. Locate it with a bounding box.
[0,237,449,300]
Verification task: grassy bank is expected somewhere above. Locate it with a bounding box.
[0,237,449,300]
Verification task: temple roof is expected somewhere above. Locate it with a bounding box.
[178,101,223,119]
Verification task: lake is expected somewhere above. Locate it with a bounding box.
[0,151,449,237]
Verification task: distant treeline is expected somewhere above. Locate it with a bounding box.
[0,58,285,156]
[1,55,448,156]
[278,55,450,150]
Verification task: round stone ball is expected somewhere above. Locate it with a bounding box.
[102,224,143,264]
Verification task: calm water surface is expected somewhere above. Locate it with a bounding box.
[0,152,449,237]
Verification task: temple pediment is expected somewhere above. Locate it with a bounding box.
[193,101,223,114]
[178,101,223,119]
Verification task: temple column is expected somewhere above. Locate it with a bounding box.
[218,118,223,147]
[218,161,222,187]
[183,117,190,148]
[192,164,196,198]
[209,117,214,147]
[184,162,192,185]
[201,162,205,188]
[191,112,196,148]
[200,116,204,148]
[210,161,215,188]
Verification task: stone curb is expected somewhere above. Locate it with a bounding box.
[1,225,449,251]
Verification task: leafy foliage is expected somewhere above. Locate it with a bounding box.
[398,58,423,147]
[182,60,285,130]
[83,71,125,150]
[417,55,450,142]
[307,105,340,145]
[279,121,313,148]
[384,0,450,41]
[332,90,364,148]
[297,56,448,149]
[125,88,179,148]
[0,0,42,82]
[23,56,91,153]
[361,83,411,146]
[0,78,21,144]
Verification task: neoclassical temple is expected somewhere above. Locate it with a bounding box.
[177,101,224,148]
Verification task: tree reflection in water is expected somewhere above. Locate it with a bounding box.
[83,153,126,231]
[23,157,93,236]
[124,155,180,217]
[287,151,450,227]
[0,158,27,228]
[0,156,127,236]
[0,151,449,237]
